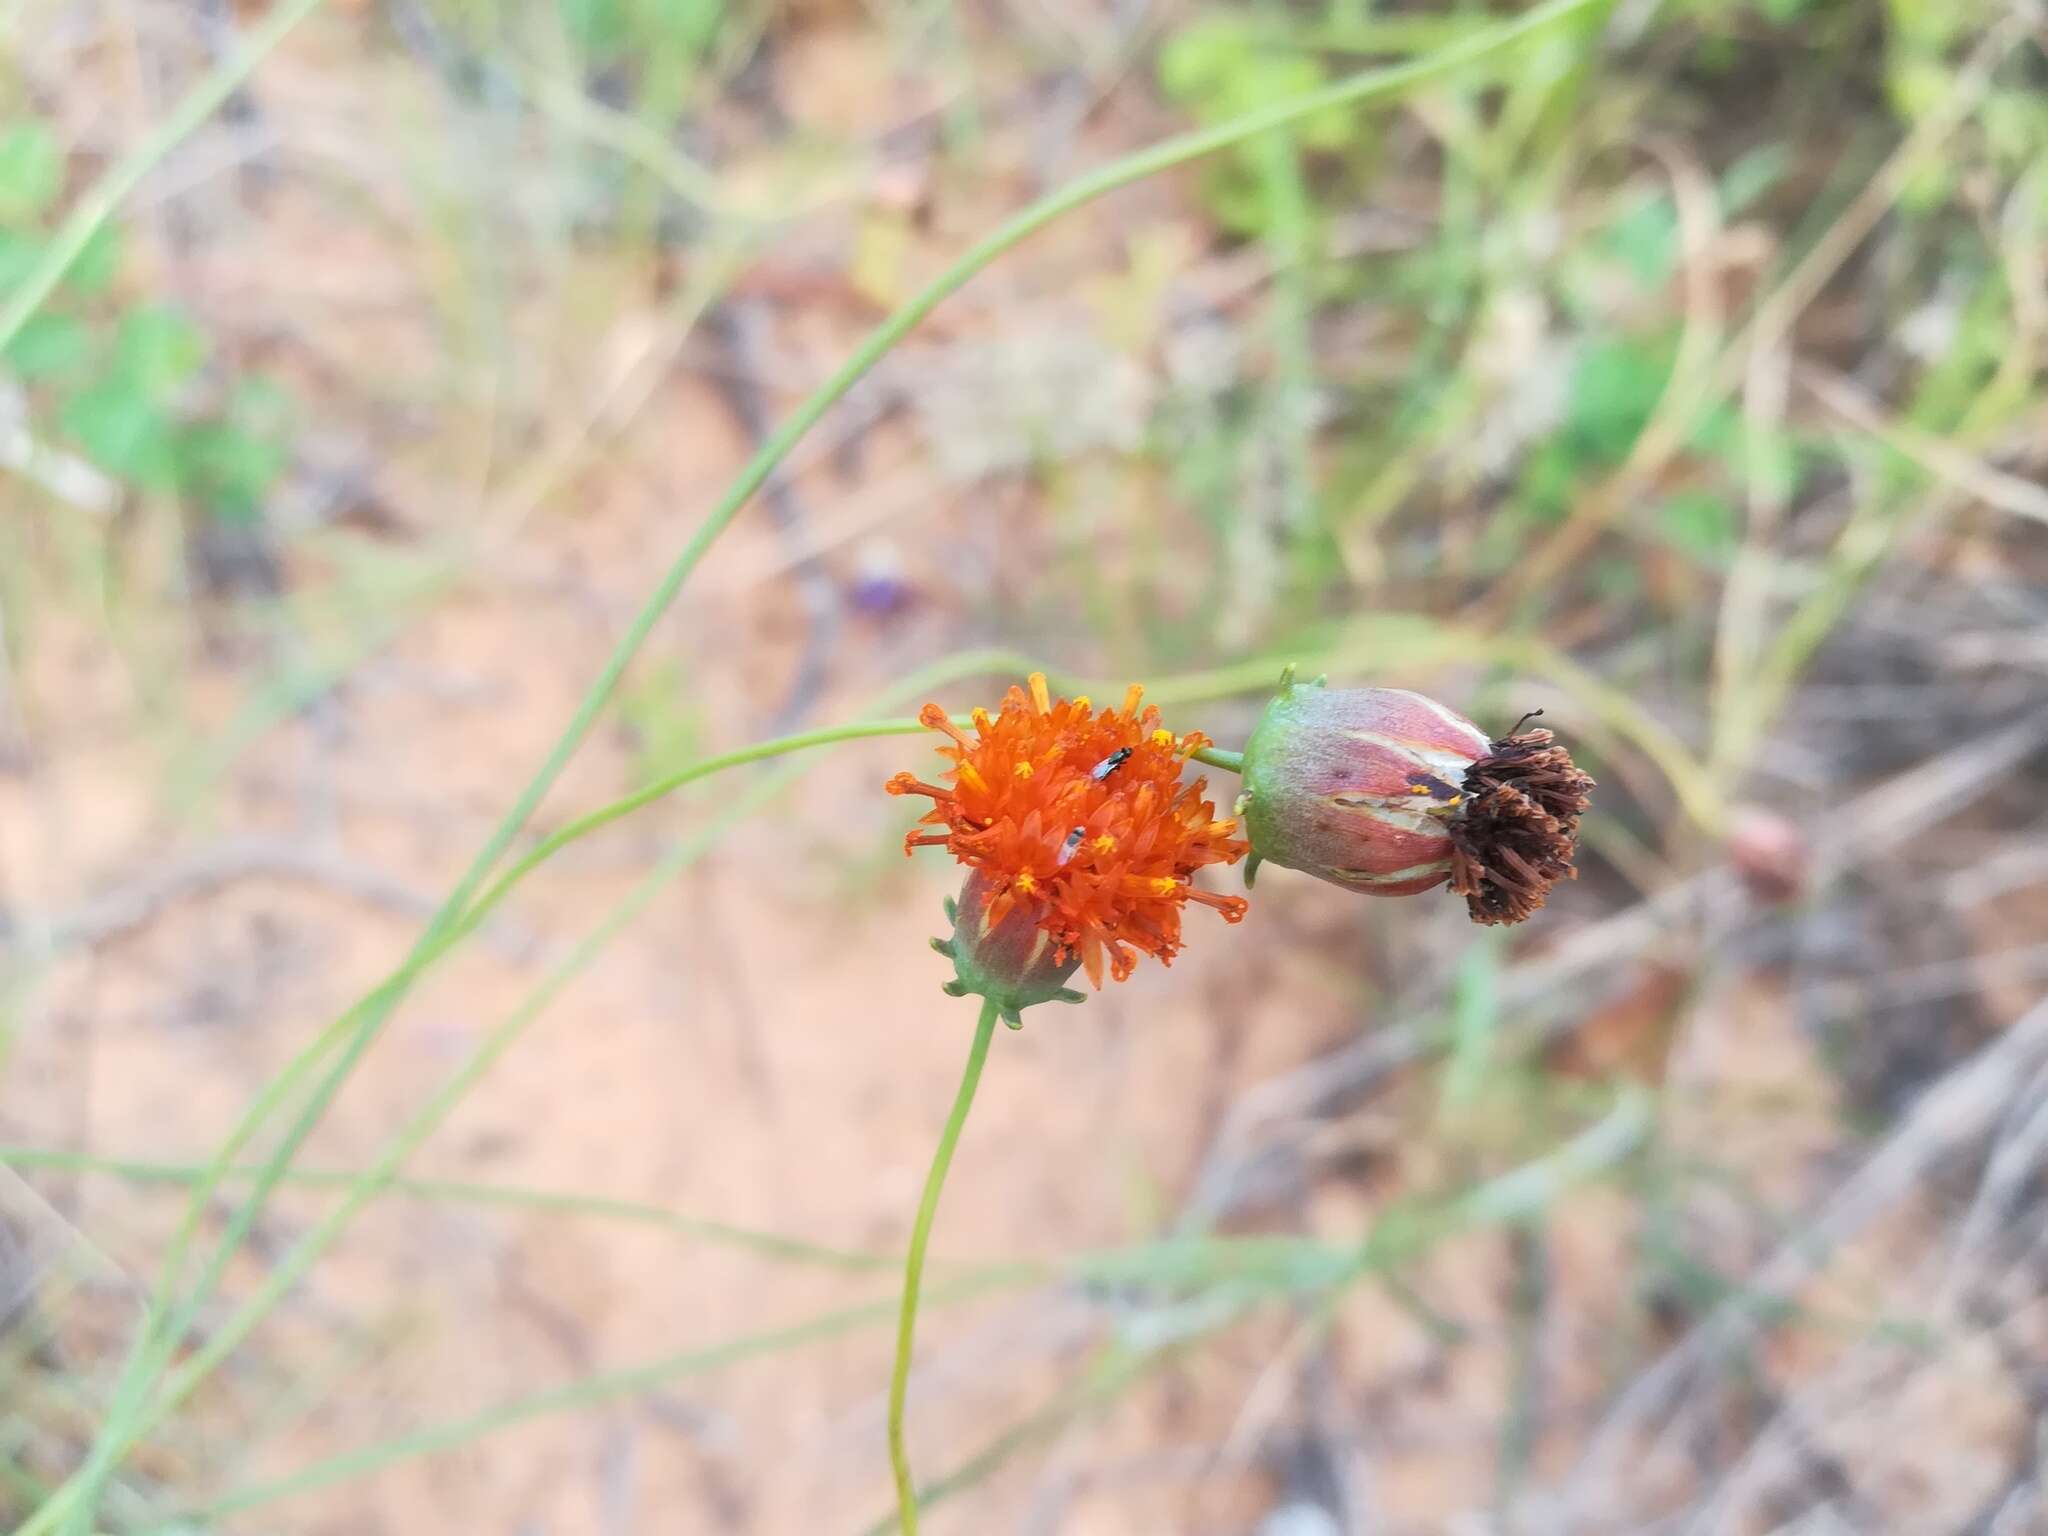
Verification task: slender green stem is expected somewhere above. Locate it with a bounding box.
[190,1264,1038,1524]
[1192,746,1245,775]
[0,1146,903,1274]
[888,998,1001,1536]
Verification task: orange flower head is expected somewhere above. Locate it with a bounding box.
[888,673,1249,1004]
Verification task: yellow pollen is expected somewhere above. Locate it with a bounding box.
[957,762,989,793]
[971,706,992,730]
[1151,729,1174,748]
[1014,761,1034,779]
[1092,835,1117,854]
[1210,819,1237,837]
[1028,673,1052,715]
[1151,877,1178,897]
[1014,872,1037,895]
[1409,783,1431,796]
[1072,695,1091,711]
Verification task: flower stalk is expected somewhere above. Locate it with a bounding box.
[887,997,1001,1535]
[879,666,1590,1531]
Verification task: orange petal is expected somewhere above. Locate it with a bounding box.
[1186,887,1250,922]
[1080,930,1105,988]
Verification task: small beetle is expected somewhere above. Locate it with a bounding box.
[1090,747,1133,781]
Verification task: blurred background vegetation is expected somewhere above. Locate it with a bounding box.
[3,0,2046,1530]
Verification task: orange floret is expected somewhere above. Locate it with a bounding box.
[887,673,1249,987]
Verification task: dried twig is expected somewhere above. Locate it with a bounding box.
[1563,994,2048,1523]
[5,838,494,954]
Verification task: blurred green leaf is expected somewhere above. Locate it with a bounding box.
[1195,161,1269,237]
[1982,90,2048,175]
[642,0,722,54]
[0,123,62,225]
[180,422,282,525]
[1886,58,1951,124]
[1747,431,1800,507]
[1565,335,1675,464]
[1603,195,1677,288]
[1657,488,1737,563]
[1158,18,1351,152]
[1688,407,1802,506]
[2,312,89,381]
[1882,0,1967,52]
[0,228,42,291]
[1718,145,1790,217]
[559,0,615,51]
[561,0,720,65]
[63,380,179,491]
[1905,278,2004,432]
[113,305,207,402]
[1688,400,1740,460]
[1157,18,1258,108]
[64,224,123,295]
[1514,335,1678,522]
[1514,439,1578,525]
[183,375,293,524]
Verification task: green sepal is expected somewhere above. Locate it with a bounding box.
[935,882,1085,1026]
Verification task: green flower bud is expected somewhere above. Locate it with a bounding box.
[930,870,1086,1027]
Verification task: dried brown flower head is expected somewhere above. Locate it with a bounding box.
[1445,723,1596,925]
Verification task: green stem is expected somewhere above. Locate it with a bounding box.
[1192,746,1244,775]
[888,998,1001,1535]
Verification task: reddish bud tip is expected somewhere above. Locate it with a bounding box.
[1726,806,1807,905]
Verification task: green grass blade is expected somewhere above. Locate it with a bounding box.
[189,1266,1038,1523]
[0,1147,901,1274]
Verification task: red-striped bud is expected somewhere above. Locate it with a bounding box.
[1238,675,1594,925]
